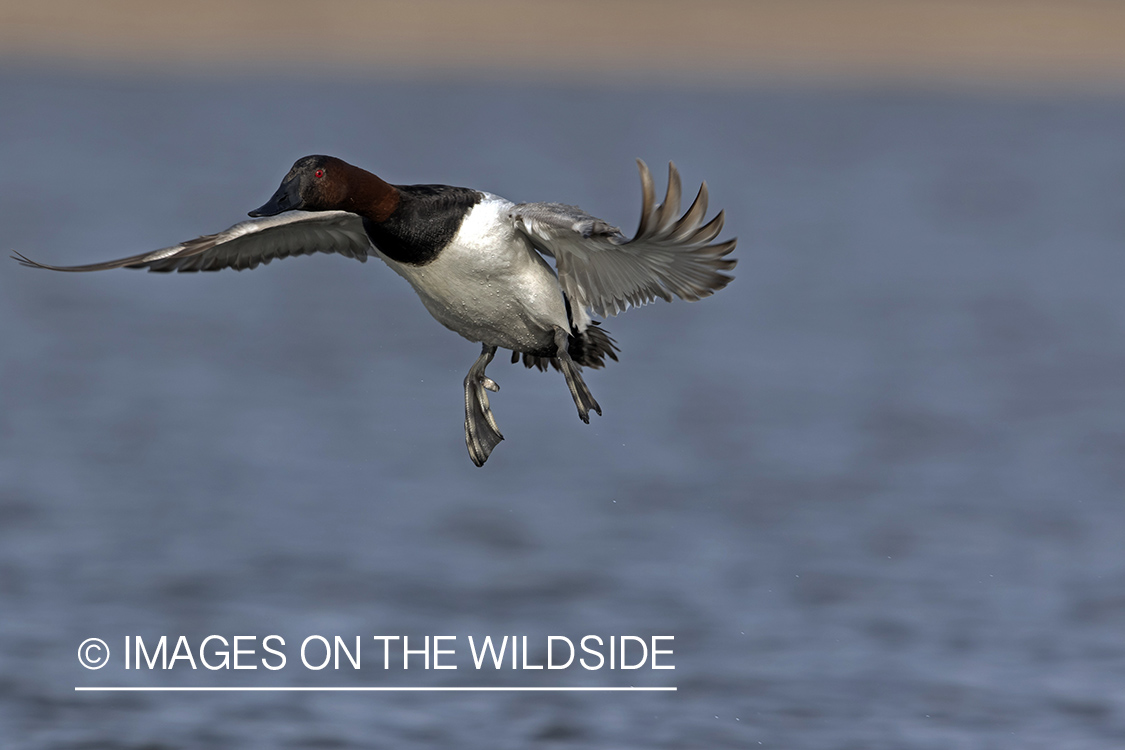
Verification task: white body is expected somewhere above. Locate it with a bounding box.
[373,195,570,353]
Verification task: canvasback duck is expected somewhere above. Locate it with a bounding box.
[14,156,736,465]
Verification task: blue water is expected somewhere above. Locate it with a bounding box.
[1,70,1124,748]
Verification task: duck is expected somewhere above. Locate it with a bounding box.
[13,156,737,466]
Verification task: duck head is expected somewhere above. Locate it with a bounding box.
[250,155,356,216]
[248,155,399,220]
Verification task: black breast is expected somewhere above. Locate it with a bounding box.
[363,184,483,265]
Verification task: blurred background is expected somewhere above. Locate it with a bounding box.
[2,1,1124,748]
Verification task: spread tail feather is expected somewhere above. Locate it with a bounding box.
[513,320,619,372]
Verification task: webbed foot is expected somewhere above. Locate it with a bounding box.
[464,344,504,466]
[553,327,602,423]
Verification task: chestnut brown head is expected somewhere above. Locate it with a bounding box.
[249,155,349,217]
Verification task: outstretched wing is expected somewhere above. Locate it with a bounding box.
[12,210,371,273]
[509,160,736,329]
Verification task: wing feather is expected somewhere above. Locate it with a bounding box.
[509,160,736,324]
[12,210,371,274]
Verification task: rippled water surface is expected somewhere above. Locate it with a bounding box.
[1,71,1124,748]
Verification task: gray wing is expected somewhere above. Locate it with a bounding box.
[12,210,371,273]
[509,160,736,328]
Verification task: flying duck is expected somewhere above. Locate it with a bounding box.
[13,156,737,466]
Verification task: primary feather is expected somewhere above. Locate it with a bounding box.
[509,160,736,331]
[12,211,369,273]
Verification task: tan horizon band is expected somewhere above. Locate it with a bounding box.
[3,0,1125,89]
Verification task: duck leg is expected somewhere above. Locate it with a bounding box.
[464,344,504,466]
[554,326,602,424]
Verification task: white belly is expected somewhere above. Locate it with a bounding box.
[374,197,569,353]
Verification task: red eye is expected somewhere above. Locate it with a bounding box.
[314,169,324,179]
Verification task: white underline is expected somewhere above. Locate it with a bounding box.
[75,686,676,692]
